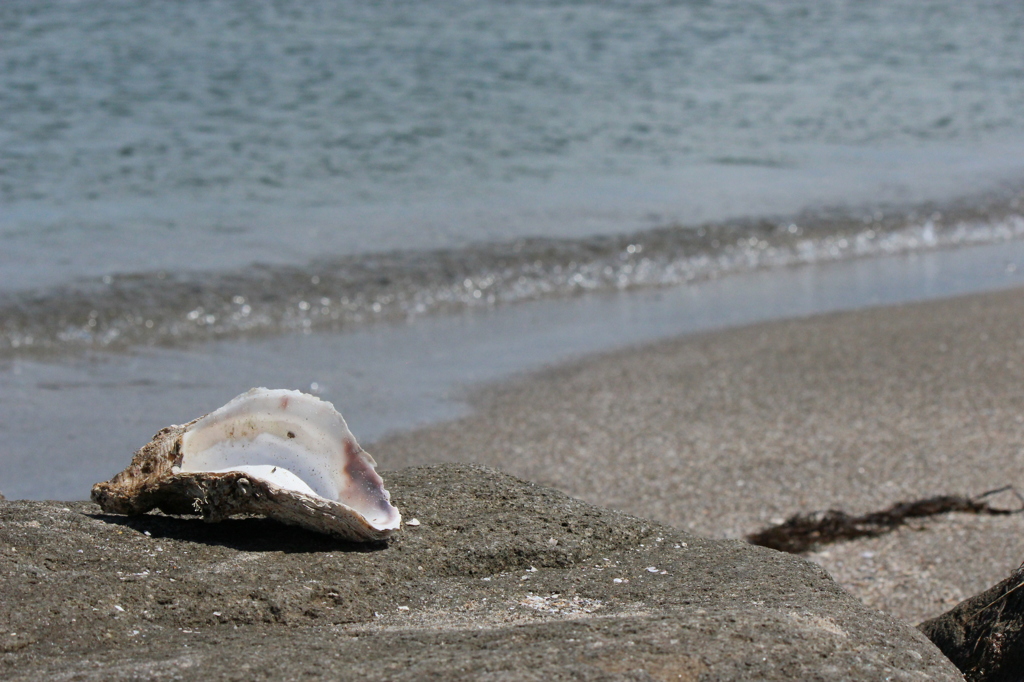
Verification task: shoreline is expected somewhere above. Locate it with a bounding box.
[2,239,1024,501]
[375,285,1024,624]
[4,188,1023,360]
[7,284,1022,672]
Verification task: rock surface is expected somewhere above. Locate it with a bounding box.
[0,464,959,680]
[921,564,1024,682]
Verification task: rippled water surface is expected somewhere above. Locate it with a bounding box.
[5,0,1024,499]
[3,0,1024,355]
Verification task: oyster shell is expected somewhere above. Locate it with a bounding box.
[91,388,401,542]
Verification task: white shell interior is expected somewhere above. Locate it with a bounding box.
[176,388,401,530]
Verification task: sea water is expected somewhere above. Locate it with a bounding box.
[3,0,1024,497]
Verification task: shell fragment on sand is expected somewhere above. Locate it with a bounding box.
[91,388,401,542]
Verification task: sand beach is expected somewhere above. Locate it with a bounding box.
[376,285,1024,625]
[7,2,1024,675]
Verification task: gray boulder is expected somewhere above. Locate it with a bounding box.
[0,464,959,680]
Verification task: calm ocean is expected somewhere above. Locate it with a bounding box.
[3,0,1024,497]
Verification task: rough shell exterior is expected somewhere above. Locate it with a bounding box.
[92,419,398,543]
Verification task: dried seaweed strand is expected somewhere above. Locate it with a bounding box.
[746,486,1024,554]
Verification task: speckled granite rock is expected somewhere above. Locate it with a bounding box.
[0,464,959,680]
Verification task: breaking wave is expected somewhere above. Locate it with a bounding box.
[3,196,1023,360]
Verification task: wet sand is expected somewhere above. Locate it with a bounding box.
[3,239,1023,501]
[375,285,1024,625]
